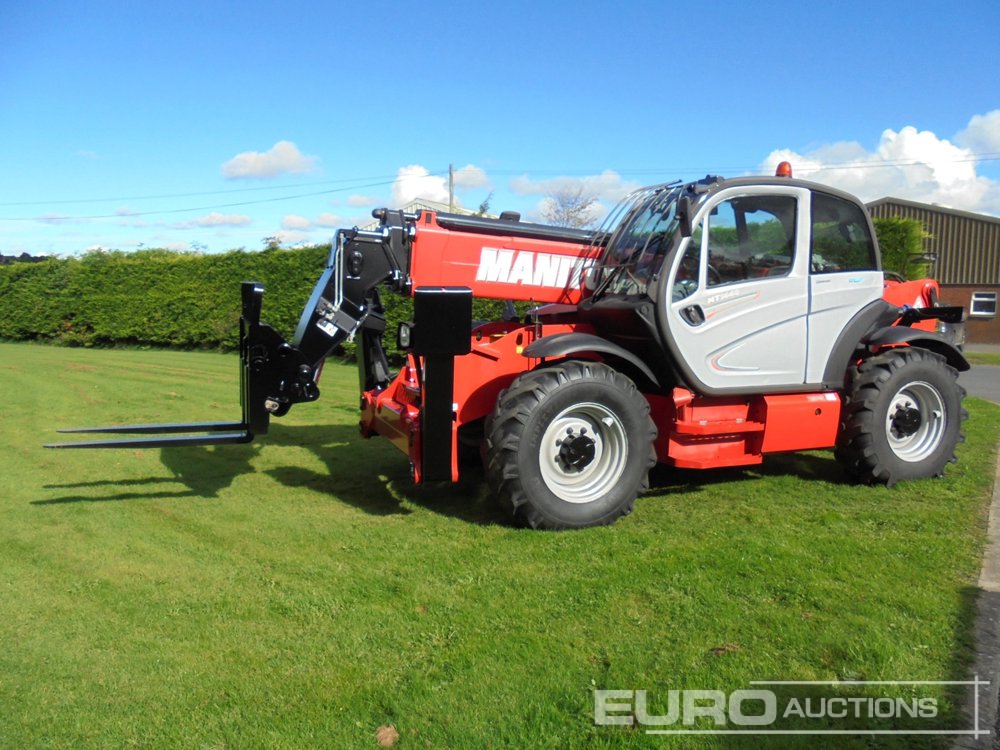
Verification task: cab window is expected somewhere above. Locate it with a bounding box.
[704,196,797,287]
[810,193,877,273]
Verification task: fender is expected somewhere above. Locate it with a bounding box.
[523,332,660,388]
[821,299,901,388]
[865,326,970,372]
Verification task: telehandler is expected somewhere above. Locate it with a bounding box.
[50,164,969,529]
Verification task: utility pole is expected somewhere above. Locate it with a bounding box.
[448,163,454,212]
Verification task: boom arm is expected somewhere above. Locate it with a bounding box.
[47,208,598,450]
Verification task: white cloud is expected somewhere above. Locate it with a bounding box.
[315,212,343,228]
[510,170,640,224]
[221,140,318,180]
[272,230,309,246]
[347,194,376,207]
[509,170,640,204]
[37,213,75,225]
[390,163,491,208]
[760,112,1000,216]
[453,164,490,189]
[175,212,252,229]
[956,109,1000,154]
[391,165,450,206]
[281,214,311,230]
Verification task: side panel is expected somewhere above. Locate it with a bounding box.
[408,212,601,305]
[806,272,883,382]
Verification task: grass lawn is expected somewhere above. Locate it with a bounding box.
[965,350,1000,367]
[1,341,998,749]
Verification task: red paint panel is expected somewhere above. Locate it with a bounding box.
[409,213,600,305]
[760,393,841,453]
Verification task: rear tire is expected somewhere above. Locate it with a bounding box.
[835,348,966,486]
[484,361,657,530]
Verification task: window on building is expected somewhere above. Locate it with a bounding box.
[970,291,998,318]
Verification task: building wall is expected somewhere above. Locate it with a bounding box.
[867,199,1000,287]
[867,198,1000,344]
[939,285,1000,345]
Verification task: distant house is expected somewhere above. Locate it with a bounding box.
[867,198,1000,344]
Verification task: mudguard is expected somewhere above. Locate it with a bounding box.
[523,332,660,388]
[865,326,970,372]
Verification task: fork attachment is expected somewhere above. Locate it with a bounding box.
[46,281,317,449]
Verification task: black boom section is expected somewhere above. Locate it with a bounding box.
[410,287,473,482]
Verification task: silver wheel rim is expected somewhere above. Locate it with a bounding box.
[538,402,628,504]
[885,381,946,462]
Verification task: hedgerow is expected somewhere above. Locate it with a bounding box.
[0,245,511,355]
[0,217,927,352]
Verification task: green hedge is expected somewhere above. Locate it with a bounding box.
[0,246,514,355]
[0,246,330,349]
[0,218,931,352]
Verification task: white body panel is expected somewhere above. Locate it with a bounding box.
[664,185,884,392]
[805,272,884,382]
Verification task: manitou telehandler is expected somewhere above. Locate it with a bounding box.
[50,165,969,529]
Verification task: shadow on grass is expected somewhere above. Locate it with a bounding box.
[261,423,507,525]
[36,442,259,504]
[33,423,505,523]
[35,425,857,524]
[649,450,851,495]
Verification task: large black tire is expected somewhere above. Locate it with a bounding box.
[835,347,967,486]
[484,361,657,530]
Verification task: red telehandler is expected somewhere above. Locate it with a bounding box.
[50,166,969,529]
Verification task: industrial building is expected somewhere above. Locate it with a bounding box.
[867,197,1000,344]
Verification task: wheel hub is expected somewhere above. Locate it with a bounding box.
[558,429,596,470]
[890,405,922,437]
[884,381,946,463]
[538,402,629,504]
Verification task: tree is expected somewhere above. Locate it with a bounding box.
[475,191,494,217]
[873,217,933,279]
[540,186,598,228]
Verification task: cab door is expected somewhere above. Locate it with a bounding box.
[663,185,811,392]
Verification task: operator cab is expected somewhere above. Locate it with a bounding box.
[583,174,883,395]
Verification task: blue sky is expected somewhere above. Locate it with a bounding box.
[2,0,998,256]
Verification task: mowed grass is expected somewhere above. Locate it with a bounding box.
[965,350,1000,367]
[1,341,998,749]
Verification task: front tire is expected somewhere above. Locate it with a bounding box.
[485,361,657,530]
[835,347,966,486]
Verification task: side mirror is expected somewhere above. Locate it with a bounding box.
[678,195,693,238]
